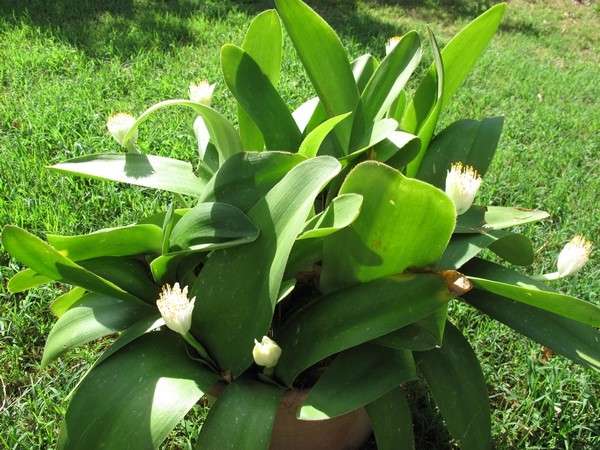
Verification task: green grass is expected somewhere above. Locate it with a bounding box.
[1,0,598,448]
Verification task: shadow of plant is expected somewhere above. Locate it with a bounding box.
[0,0,507,61]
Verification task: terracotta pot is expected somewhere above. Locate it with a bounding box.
[269,388,372,450]
[207,383,372,450]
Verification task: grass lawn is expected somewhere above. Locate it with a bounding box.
[1,0,598,448]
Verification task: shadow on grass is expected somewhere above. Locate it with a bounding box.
[0,0,505,60]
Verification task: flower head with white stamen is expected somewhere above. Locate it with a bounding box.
[157,283,196,335]
[445,162,482,215]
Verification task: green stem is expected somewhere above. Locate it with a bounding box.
[182,332,216,369]
[531,271,561,281]
[174,192,189,208]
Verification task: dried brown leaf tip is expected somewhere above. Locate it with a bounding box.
[439,270,473,296]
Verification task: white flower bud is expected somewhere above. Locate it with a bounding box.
[252,336,282,368]
[385,36,402,55]
[156,283,196,335]
[107,112,138,149]
[557,235,592,277]
[189,80,216,106]
[445,162,482,215]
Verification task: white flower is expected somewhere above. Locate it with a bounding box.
[385,36,402,55]
[156,283,196,335]
[557,235,592,277]
[107,112,138,149]
[252,336,282,368]
[189,80,216,106]
[445,162,482,215]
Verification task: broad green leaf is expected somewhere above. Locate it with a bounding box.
[199,151,306,212]
[415,322,491,450]
[298,113,351,158]
[293,97,321,133]
[77,256,160,303]
[366,386,415,450]
[50,153,206,197]
[373,307,447,351]
[161,202,176,255]
[275,0,359,150]
[191,156,341,377]
[298,193,363,240]
[465,260,600,327]
[370,130,421,170]
[299,345,416,420]
[238,10,283,150]
[195,378,283,450]
[42,292,157,367]
[352,54,379,93]
[50,286,86,317]
[416,117,504,187]
[320,161,456,293]
[349,32,421,151]
[274,272,458,386]
[438,230,534,270]
[405,27,444,177]
[57,330,219,450]
[46,224,162,261]
[221,44,301,151]
[464,289,600,372]
[150,252,205,286]
[122,99,242,166]
[484,206,550,229]
[341,118,399,164]
[405,5,506,175]
[169,202,259,251]
[7,268,51,292]
[1,225,139,303]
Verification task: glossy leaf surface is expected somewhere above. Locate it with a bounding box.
[275,273,457,386]
[321,161,455,293]
[366,386,415,450]
[195,378,282,450]
[50,153,206,197]
[299,345,416,420]
[57,331,219,450]
[415,322,491,450]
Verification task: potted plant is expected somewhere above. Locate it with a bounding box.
[2,0,598,448]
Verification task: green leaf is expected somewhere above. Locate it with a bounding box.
[484,206,550,229]
[349,32,421,150]
[199,151,306,212]
[415,321,491,450]
[46,224,163,261]
[238,9,283,151]
[42,292,157,367]
[169,202,259,251]
[57,330,219,450]
[366,386,415,450]
[77,256,161,303]
[341,118,399,163]
[150,252,205,286]
[1,225,139,303]
[416,117,504,188]
[122,99,242,166]
[191,156,341,377]
[405,4,506,175]
[195,378,283,450]
[465,260,600,327]
[275,0,359,150]
[299,345,416,420]
[298,113,351,158]
[373,307,447,351]
[298,193,363,240]
[370,130,421,170]
[50,286,86,317]
[50,153,206,197]
[221,44,301,150]
[274,273,458,386]
[320,161,456,293]
[7,268,52,292]
[438,230,534,270]
[404,27,444,177]
[464,289,600,372]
